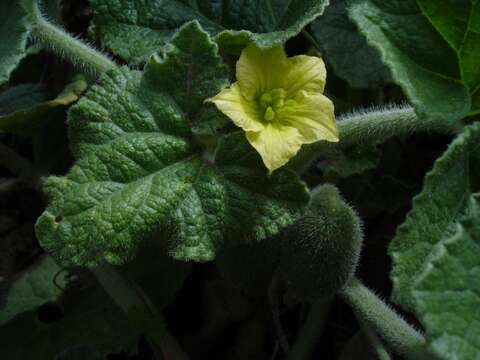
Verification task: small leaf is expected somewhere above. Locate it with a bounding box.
[36,22,309,267]
[413,195,480,359]
[310,0,391,89]
[0,77,88,133]
[90,0,329,64]
[0,255,66,325]
[347,0,473,121]
[389,122,480,310]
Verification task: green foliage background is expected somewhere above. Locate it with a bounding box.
[0,0,479,359]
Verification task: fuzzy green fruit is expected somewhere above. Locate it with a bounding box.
[280,184,363,301]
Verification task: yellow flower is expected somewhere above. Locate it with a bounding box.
[209,44,339,172]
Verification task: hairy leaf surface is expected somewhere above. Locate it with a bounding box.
[90,0,329,64]
[348,0,477,120]
[413,195,480,359]
[36,22,309,266]
[390,122,480,310]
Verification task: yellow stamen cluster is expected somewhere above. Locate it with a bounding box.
[258,88,297,122]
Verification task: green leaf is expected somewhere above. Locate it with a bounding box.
[0,281,137,359]
[36,22,309,267]
[417,0,480,90]
[347,0,472,121]
[310,0,391,89]
[0,255,67,325]
[0,84,50,115]
[0,1,31,85]
[413,195,480,360]
[0,77,88,133]
[89,0,329,65]
[389,122,480,311]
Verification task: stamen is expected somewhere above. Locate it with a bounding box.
[264,106,275,121]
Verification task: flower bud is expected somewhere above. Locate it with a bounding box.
[280,184,363,301]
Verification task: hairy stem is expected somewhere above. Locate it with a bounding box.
[287,299,331,360]
[339,277,427,360]
[25,0,117,77]
[290,105,461,173]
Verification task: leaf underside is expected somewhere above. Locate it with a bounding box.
[389,122,480,311]
[413,195,480,359]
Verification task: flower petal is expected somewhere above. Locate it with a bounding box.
[246,123,303,172]
[279,91,338,144]
[285,55,326,97]
[208,82,264,132]
[236,44,290,100]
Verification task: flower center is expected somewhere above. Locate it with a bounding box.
[258,88,297,122]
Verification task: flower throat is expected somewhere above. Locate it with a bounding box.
[258,88,297,122]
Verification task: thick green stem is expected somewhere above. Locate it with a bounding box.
[26,0,117,77]
[287,299,331,360]
[290,105,461,173]
[339,277,427,360]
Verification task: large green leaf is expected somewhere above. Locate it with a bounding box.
[36,21,309,267]
[89,0,329,64]
[389,122,480,310]
[413,195,480,359]
[347,0,475,121]
[311,0,391,89]
[0,255,67,325]
[0,1,31,85]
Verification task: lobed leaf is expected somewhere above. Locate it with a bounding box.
[389,121,480,310]
[89,0,329,64]
[36,22,309,267]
